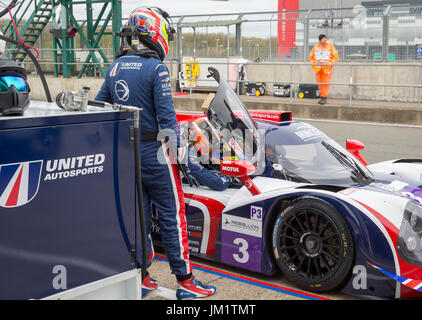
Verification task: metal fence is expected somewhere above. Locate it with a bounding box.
[3,5,422,63]
[167,5,422,62]
[3,5,422,105]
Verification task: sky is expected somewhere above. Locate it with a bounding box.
[61,0,280,40]
[121,0,277,17]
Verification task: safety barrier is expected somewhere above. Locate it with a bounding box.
[165,60,422,107]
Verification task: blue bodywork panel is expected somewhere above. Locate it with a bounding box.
[0,102,139,299]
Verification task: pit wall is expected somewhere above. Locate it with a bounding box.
[27,61,421,103]
[245,62,421,103]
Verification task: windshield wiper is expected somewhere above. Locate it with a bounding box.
[321,141,372,184]
[347,152,373,182]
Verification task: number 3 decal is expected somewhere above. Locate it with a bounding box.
[233,238,249,264]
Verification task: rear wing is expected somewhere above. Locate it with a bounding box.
[176,110,292,124]
[248,110,292,123]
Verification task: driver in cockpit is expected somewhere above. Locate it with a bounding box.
[182,117,231,191]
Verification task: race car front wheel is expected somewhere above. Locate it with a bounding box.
[272,197,354,293]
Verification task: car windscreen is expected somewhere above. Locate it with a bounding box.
[207,79,262,165]
[265,123,373,185]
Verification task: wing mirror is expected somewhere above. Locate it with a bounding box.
[220,160,261,196]
[346,139,368,166]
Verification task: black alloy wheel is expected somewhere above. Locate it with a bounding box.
[272,197,354,292]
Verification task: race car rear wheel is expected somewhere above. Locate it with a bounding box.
[272,197,354,293]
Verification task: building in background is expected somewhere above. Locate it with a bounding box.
[277,0,299,58]
[299,0,363,10]
[291,0,422,61]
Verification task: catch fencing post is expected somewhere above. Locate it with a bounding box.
[303,10,312,63]
[382,5,392,62]
[349,65,353,106]
[418,64,421,108]
[289,63,293,103]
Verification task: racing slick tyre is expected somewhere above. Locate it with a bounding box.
[272,197,354,293]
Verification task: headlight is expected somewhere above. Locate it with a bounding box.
[397,201,422,266]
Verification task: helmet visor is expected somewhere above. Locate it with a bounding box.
[0,76,28,92]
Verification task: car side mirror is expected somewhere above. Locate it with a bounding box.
[220,160,261,196]
[346,139,368,166]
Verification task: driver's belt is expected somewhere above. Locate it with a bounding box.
[141,130,159,141]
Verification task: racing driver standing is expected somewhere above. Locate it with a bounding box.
[95,6,216,300]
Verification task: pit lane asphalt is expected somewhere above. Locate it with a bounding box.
[144,250,357,301]
[144,119,421,301]
[302,118,422,164]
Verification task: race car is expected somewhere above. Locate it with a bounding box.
[152,67,422,299]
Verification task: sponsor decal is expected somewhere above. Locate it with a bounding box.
[159,71,169,77]
[222,214,262,238]
[110,62,142,77]
[339,188,358,196]
[44,154,105,181]
[379,180,409,192]
[221,230,262,272]
[271,216,282,261]
[295,125,324,141]
[0,160,43,208]
[0,154,106,209]
[250,206,263,221]
[249,112,280,121]
[229,138,246,160]
[115,80,130,102]
[109,63,121,77]
[187,224,202,232]
[188,239,200,246]
[221,166,239,173]
[151,221,160,234]
[400,186,422,205]
[190,246,200,253]
[244,179,253,190]
[373,180,422,204]
[120,62,143,70]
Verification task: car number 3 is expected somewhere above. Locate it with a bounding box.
[233,238,249,263]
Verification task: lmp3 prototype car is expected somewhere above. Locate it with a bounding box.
[152,68,422,299]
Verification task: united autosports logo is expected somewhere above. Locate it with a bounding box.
[109,63,121,77]
[0,154,105,209]
[110,62,143,77]
[0,160,43,208]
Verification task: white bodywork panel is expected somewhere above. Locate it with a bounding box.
[369,160,422,184]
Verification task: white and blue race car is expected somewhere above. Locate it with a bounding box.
[152,68,422,299]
